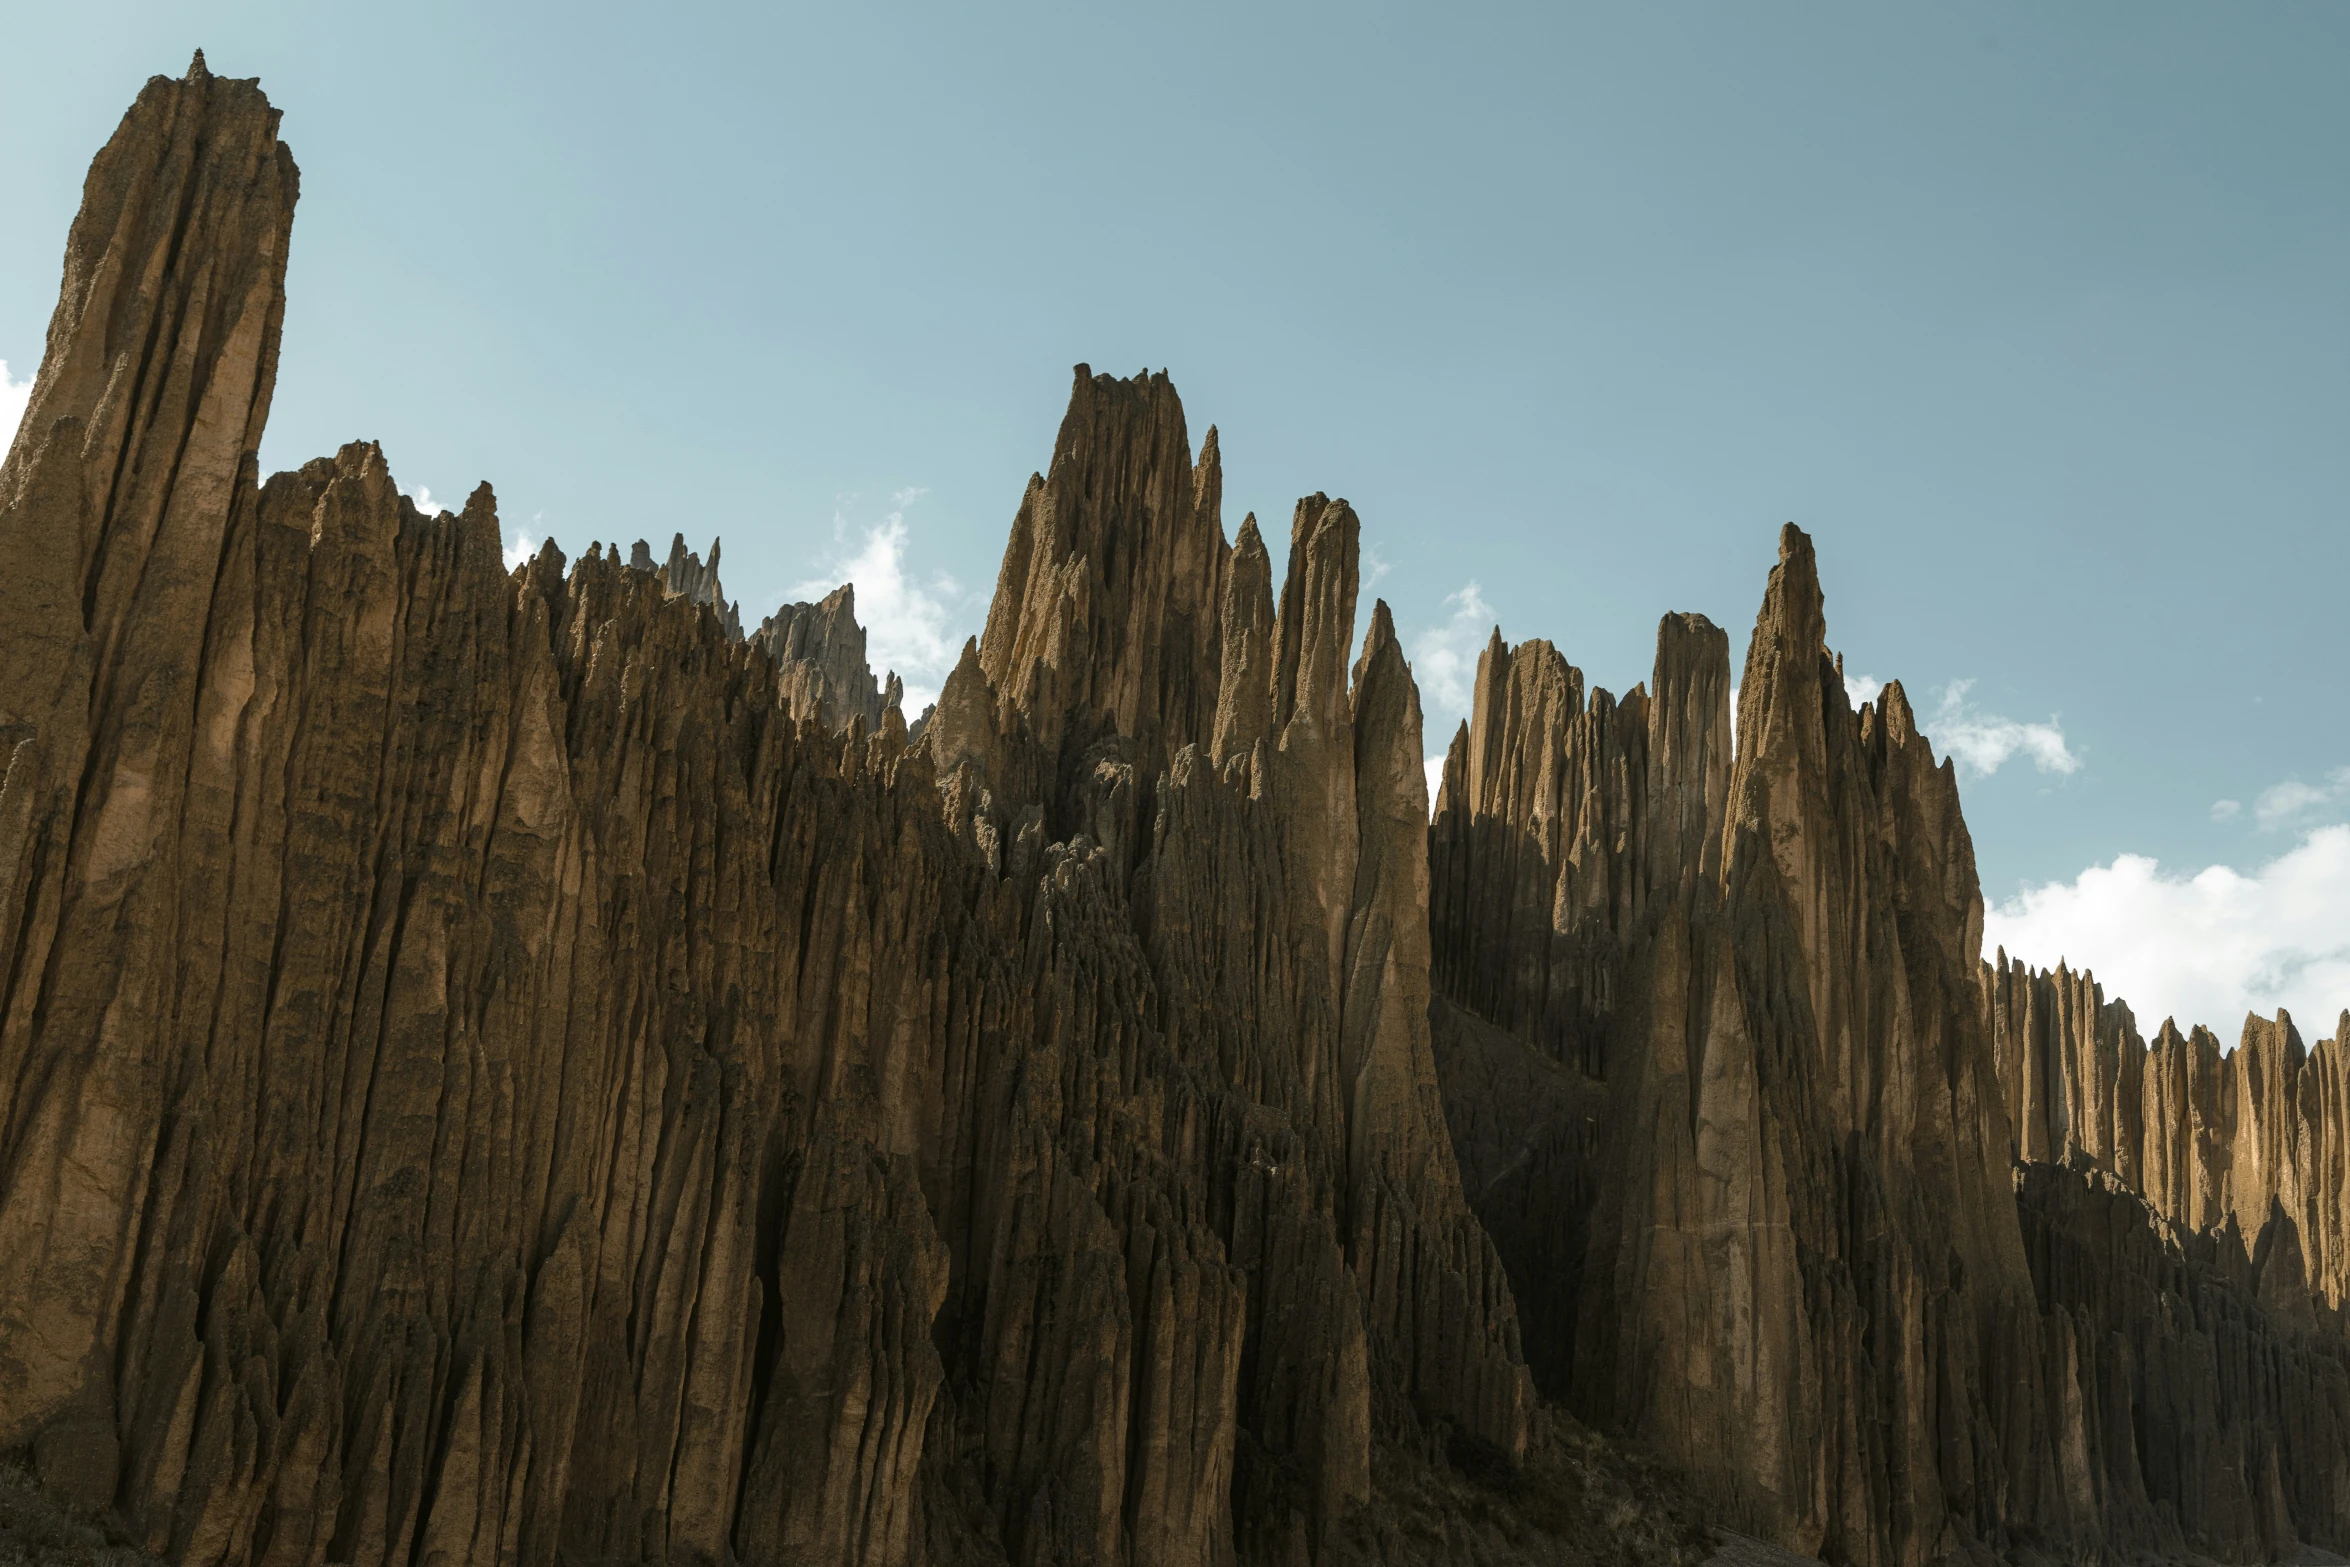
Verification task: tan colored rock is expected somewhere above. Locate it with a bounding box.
[756,582,897,733]
[8,54,2349,1567]
[0,65,1537,1567]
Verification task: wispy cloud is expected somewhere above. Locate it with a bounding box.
[1410,580,1495,724]
[787,494,972,715]
[406,485,446,517]
[1984,823,2350,1041]
[2211,799,2243,822]
[2253,767,2350,830]
[1930,678,2079,778]
[1843,672,1883,708]
[1407,580,1497,812]
[2,360,33,454]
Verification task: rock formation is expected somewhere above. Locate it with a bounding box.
[1982,959,2350,1560]
[2,54,2347,1567]
[1431,539,2053,1565]
[755,584,899,736]
[1426,532,2350,1563]
[0,60,1528,1567]
[632,532,745,641]
[1985,954,2350,1309]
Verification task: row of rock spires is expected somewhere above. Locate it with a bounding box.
[1426,568,2350,1565]
[620,531,913,738]
[0,55,2344,1567]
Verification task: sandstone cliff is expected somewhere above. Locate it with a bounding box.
[0,59,1531,1567]
[1431,535,2053,1566]
[5,55,2349,1567]
[1426,523,2350,1563]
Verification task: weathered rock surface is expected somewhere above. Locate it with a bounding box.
[1986,954,2350,1312]
[755,584,898,735]
[633,532,744,641]
[0,61,1531,1567]
[1432,535,2048,1565]
[1427,529,2350,1564]
[5,55,2349,1567]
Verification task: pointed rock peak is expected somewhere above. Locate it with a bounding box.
[1730,523,1834,772]
[1351,598,1403,703]
[1651,612,1729,705]
[1270,493,1361,740]
[977,362,1226,767]
[1877,677,1917,743]
[459,481,501,559]
[1761,522,1827,649]
[1210,515,1278,767]
[188,48,210,80]
[1194,423,1223,535]
[758,580,883,731]
[630,539,654,571]
[924,635,996,773]
[1049,362,1190,482]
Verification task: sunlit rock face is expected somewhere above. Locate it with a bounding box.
[1,54,2344,1567]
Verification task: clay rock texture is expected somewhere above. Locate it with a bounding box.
[1985,954,2350,1311]
[755,584,899,737]
[7,57,2350,1567]
[0,62,1528,1567]
[1426,529,2350,1564]
[1431,534,2046,1566]
[632,533,744,642]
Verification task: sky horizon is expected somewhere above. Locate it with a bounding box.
[4,3,2344,1039]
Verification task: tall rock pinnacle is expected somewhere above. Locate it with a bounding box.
[0,56,298,1482]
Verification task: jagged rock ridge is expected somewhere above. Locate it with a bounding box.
[3,54,2348,1567]
[0,60,1528,1567]
[1427,530,2350,1564]
[755,584,901,736]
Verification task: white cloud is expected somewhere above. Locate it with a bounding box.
[2254,768,2350,830]
[2211,799,2243,822]
[1929,678,2079,779]
[1985,825,2350,1042]
[1363,543,1394,594]
[503,530,538,572]
[407,485,445,517]
[1843,672,1883,709]
[2,360,33,453]
[1405,581,1496,820]
[1409,580,1495,726]
[787,496,970,715]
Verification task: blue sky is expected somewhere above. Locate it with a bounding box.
[4,3,2345,1034]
